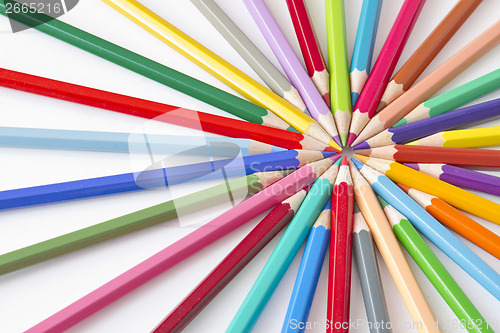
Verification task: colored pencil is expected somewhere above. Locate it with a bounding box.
[398,184,500,260]
[349,0,383,106]
[286,0,330,106]
[0,150,335,211]
[24,157,337,333]
[0,4,295,133]
[227,160,341,333]
[349,161,437,333]
[379,196,494,333]
[347,0,425,146]
[104,0,336,147]
[325,0,353,146]
[355,98,500,148]
[394,68,500,126]
[282,200,331,333]
[0,127,286,156]
[352,21,500,147]
[156,187,309,333]
[242,0,341,145]
[355,156,500,225]
[352,205,389,333]
[352,157,500,300]
[0,68,336,152]
[327,156,354,333]
[378,0,483,110]
[404,163,500,197]
[0,171,288,276]
[408,125,500,148]
[356,145,500,168]
[191,0,307,113]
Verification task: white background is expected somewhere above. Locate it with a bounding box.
[0,0,499,332]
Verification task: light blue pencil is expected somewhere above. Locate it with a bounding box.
[281,200,331,333]
[0,126,285,156]
[352,157,500,301]
[226,159,341,333]
[350,0,383,105]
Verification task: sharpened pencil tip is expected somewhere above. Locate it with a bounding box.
[329,155,342,163]
[328,139,342,151]
[353,141,370,150]
[397,183,411,194]
[321,151,337,158]
[341,155,349,166]
[346,132,356,146]
[354,149,371,156]
[353,154,369,163]
[324,200,332,210]
[324,146,341,153]
[351,93,359,106]
[339,133,348,147]
[350,157,364,170]
[323,93,331,108]
[376,195,389,208]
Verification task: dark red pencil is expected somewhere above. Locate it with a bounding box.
[0,68,337,152]
[286,0,330,106]
[356,145,500,167]
[327,156,354,333]
[153,187,309,333]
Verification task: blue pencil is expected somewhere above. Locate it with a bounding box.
[0,127,285,156]
[0,150,334,211]
[350,0,383,105]
[281,200,331,333]
[351,157,500,301]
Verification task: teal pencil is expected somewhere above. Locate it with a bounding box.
[226,159,341,333]
[350,0,383,106]
[379,196,494,333]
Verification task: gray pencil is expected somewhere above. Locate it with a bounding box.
[353,205,390,333]
[192,0,307,113]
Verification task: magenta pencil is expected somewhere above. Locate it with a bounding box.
[25,157,338,333]
[347,0,426,146]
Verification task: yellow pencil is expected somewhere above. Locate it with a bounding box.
[349,162,439,333]
[103,0,339,148]
[407,125,500,148]
[354,155,500,225]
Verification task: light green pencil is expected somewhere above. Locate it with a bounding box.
[394,68,500,126]
[378,196,494,333]
[325,0,352,146]
[226,159,341,333]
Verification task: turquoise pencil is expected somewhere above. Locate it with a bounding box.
[350,0,383,106]
[352,157,500,301]
[226,159,341,333]
[281,200,331,333]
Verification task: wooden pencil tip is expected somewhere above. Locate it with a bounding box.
[397,183,411,194]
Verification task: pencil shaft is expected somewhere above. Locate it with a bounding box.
[326,0,353,145]
[0,68,333,151]
[191,0,307,112]
[409,126,500,148]
[379,0,483,108]
[350,0,383,105]
[0,2,292,132]
[286,0,329,105]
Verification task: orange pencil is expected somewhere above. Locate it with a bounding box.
[398,184,500,260]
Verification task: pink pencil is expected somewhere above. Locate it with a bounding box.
[347,0,426,146]
[25,157,338,333]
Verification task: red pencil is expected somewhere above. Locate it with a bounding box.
[356,145,500,167]
[286,0,330,106]
[327,156,355,333]
[154,187,309,333]
[347,0,426,146]
[0,68,337,152]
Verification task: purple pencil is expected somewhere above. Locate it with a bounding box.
[405,163,500,197]
[355,98,500,149]
[243,0,340,145]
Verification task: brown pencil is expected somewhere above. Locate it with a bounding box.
[378,0,483,110]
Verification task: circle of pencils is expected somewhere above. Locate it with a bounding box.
[1,0,499,332]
